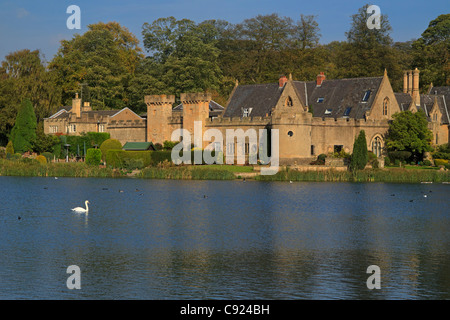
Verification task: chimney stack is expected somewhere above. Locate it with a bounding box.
[279,75,288,88]
[412,68,420,105]
[316,72,326,86]
[407,70,413,95]
[72,93,81,118]
[403,71,408,93]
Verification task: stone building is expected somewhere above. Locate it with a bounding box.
[45,69,449,163]
[43,93,146,145]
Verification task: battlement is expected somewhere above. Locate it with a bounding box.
[180,92,211,104]
[209,116,271,126]
[145,94,175,106]
[108,118,146,128]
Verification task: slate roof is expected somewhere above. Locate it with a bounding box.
[297,77,383,119]
[224,77,383,119]
[394,92,450,124]
[223,83,282,118]
[47,107,120,120]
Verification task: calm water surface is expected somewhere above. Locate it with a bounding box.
[0,176,448,299]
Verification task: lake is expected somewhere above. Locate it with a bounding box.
[0,176,448,299]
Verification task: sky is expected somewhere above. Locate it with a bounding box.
[0,0,448,62]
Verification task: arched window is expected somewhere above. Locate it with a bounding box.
[383,97,389,116]
[285,96,293,107]
[371,136,383,157]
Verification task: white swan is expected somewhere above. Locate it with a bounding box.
[72,200,89,213]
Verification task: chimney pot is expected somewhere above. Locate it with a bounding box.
[316,72,326,86]
[279,75,288,88]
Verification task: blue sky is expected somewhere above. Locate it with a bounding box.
[0,0,448,62]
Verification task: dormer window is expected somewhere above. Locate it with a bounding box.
[343,107,352,117]
[362,90,371,102]
[317,98,324,103]
[243,108,252,117]
[325,109,332,115]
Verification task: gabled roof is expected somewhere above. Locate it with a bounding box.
[394,92,449,124]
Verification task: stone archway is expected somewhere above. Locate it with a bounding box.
[370,134,384,157]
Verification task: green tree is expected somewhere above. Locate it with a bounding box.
[385,110,433,160]
[142,17,223,96]
[0,49,61,143]
[412,14,450,88]
[334,4,399,80]
[49,22,143,110]
[9,99,37,153]
[350,130,368,171]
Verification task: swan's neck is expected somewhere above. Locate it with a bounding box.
[85,201,89,211]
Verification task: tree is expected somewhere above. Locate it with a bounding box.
[49,22,144,110]
[335,4,397,79]
[350,130,368,171]
[85,148,102,166]
[9,99,37,153]
[142,17,223,96]
[412,14,450,88]
[385,110,433,161]
[5,140,14,155]
[0,49,61,144]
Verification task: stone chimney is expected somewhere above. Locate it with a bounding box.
[407,70,413,95]
[82,101,92,112]
[403,71,408,93]
[72,93,82,118]
[316,72,326,86]
[279,75,288,88]
[412,68,420,105]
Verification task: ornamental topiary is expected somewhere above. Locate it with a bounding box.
[100,139,122,161]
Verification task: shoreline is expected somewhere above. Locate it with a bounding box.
[1,159,449,183]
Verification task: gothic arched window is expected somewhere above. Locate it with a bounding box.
[383,97,389,116]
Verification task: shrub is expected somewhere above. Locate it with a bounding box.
[317,154,327,162]
[445,163,450,170]
[6,153,22,161]
[434,159,449,167]
[432,152,450,160]
[0,147,5,159]
[36,155,47,164]
[154,143,163,151]
[6,141,14,155]
[150,150,173,165]
[384,156,391,166]
[106,150,152,168]
[85,148,102,166]
[42,152,53,163]
[372,159,379,169]
[100,139,122,161]
[422,159,432,166]
[163,140,179,150]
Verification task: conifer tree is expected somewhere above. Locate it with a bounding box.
[9,99,37,153]
[350,130,368,171]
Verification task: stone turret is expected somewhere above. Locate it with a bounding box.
[145,94,175,144]
[181,92,211,149]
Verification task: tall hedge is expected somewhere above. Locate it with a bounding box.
[350,130,368,171]
[85,148,102,166]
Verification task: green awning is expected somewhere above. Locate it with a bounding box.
[122,142,155,151]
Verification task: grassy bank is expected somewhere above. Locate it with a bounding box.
[138,166,236,180]
[0,159,118,178]
[1,159,449,182]
[255,167,450,183]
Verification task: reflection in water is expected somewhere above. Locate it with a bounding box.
[0,177,448,299]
